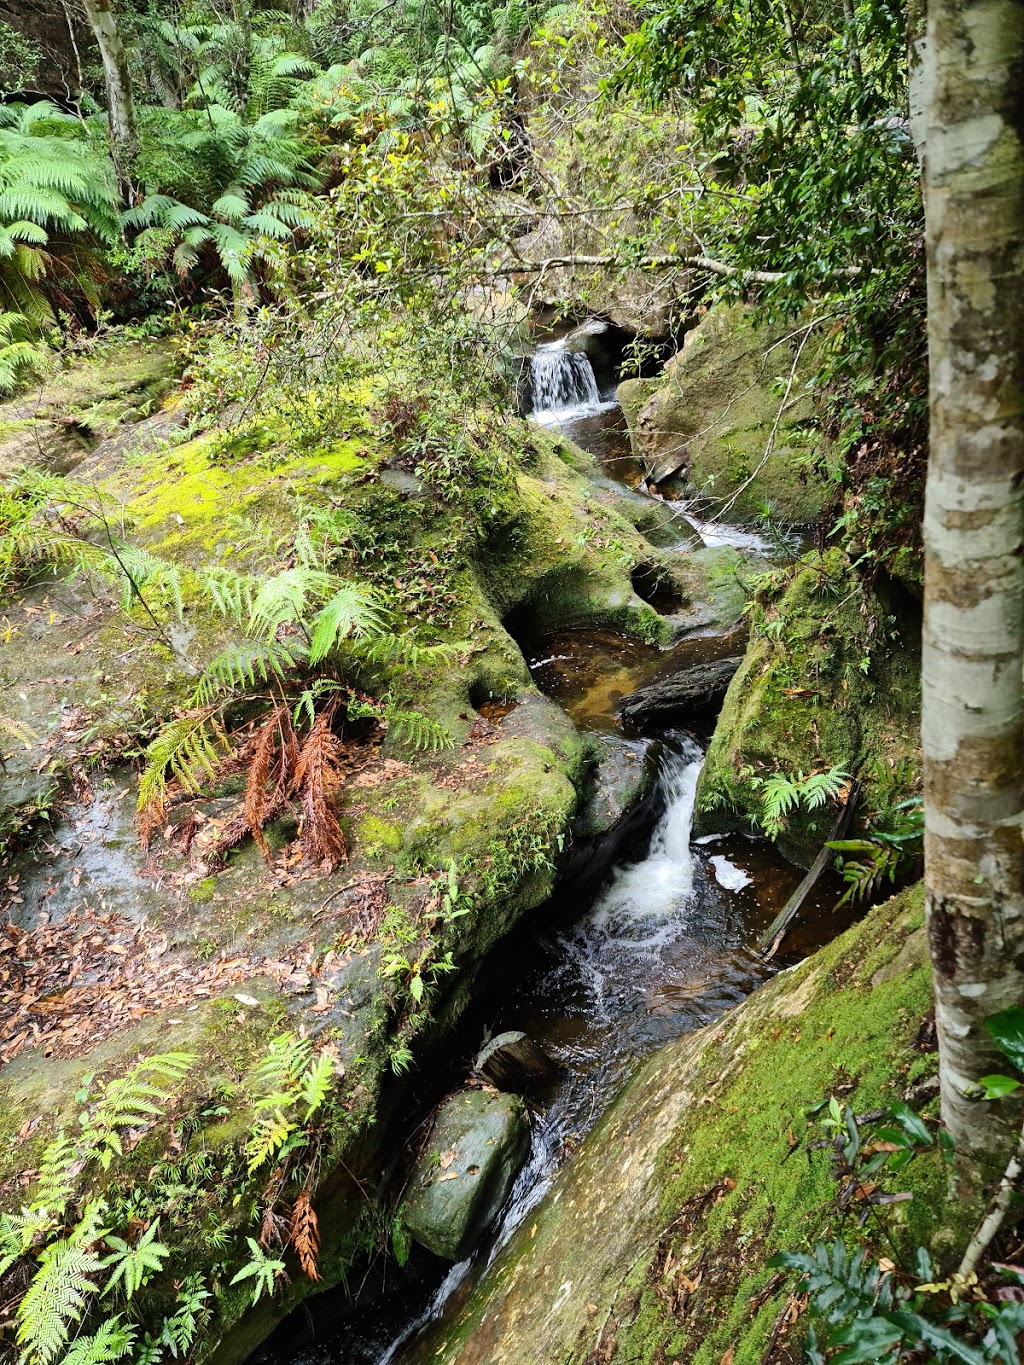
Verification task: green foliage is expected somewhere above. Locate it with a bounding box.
[619,0,926,565]
[0,102,118,346]
[228,1239,286,1306]
[828,760,923,905]
[753,765,849,839]
[768,1097,1024,1363]
[244,1034,339,1175]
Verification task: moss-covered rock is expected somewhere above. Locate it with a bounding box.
[0,338,177,476]
[1,341,726,1364]
[623,305,840,522]
[401,1088,530,1261]
[418,885,966,1365]
[696,549,921,865]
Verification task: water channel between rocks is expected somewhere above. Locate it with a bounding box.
[264,327,851,1365]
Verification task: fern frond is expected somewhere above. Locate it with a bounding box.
[61,1317,135,1365]
[307,583,388,663]
[289,1192,320,1281]
[192,639,297,706]
[16,1238,102,1365]
[298,1052,333,1119]
[249,566,334,639]
[137,709,230,837]
[384,705,455,753]
[197,564,258,623]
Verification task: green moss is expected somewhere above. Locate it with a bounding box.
[189,876,218,903]
[697,548,921,864]
[617,886,945,1365]
[425,887,965,1365]
[124,427,370,556]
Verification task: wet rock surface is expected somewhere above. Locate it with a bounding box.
[618,655,744,728]
[401,1088,530,1261]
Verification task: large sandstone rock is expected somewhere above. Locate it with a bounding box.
[402,1089,530,1261]
[621,305,840,522]
[415,887,957,1365]
[618,655,744,728]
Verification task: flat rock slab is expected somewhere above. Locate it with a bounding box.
[403,1089,530,1262]
[619,656,744,727]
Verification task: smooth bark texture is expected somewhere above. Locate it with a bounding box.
[920,0,1024,1172]
[81,0,136,188]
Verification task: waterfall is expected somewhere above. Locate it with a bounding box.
[585,736,704,944]
[527,339,606,424]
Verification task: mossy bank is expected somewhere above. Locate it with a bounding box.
[419,884,967,1365]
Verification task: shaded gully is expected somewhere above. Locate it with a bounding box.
[255,321,852,1365]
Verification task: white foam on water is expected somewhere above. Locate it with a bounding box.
[709,854,753,892]
[586,737,704,947]
[528,339,616,425]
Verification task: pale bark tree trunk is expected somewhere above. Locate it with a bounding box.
[81,0,137,195]
[919,0,1024,1176]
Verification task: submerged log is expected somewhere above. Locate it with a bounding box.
[475,1031,559,1092]
[757,781,861,958]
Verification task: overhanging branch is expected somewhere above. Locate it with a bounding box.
[508,253,864,285]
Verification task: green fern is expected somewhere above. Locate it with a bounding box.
[101,1222,169,1300]
[383,703,455,753]
[297,1052,334,1119]
[78,1053,195,1171]
[192,638,297,706]
[137,710,231,828]
[15,1238,102,1365]
[60,1316,136,1365]
[307,583,388,662]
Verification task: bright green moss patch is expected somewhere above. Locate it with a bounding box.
[125,428,371,555]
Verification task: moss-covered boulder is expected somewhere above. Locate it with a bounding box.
[0,338,176,476]
[622,305,839,522]
[417,885,966,1365]
[1,343,736,1364]
[401,1089,530,1261]
[696,549,921,866]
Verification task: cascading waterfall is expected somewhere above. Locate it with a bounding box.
[528,339,607,424]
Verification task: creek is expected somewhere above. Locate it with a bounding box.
[257,325,850,1365]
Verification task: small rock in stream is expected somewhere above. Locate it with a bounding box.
[401,1089,530,1262]
[475,1030,559,1092]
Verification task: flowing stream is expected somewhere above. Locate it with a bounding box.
[261,324,846,1365]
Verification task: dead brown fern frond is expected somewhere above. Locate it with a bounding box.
[291,706,348,870]
[244,704,299,861]
[290,1190,321,1281]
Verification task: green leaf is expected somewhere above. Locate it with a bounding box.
[830,1315,902,1363]
[978,1074,1021,1100]
[888,1101,932,1146]
[986,1007,1024,1076]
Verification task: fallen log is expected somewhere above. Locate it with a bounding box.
[475,1030,559,1092]
[757,781,861,958]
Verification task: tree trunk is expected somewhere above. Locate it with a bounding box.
[920,0,1024,1176]
[81,0,136,193]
